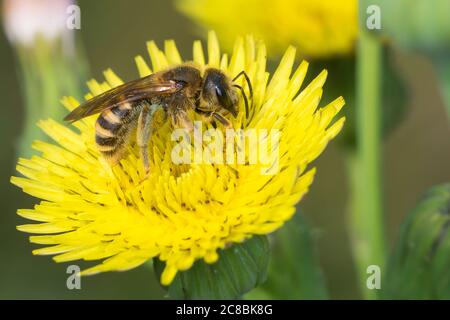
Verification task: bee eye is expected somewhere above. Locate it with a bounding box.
[215,85,238,117]
[215,86,222,96]
[215,86,230,107]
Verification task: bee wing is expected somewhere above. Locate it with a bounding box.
[64,75,182,123]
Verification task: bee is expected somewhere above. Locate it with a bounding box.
[64,64,252,175]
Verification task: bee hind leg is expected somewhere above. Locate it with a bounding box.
[137,103,162,178]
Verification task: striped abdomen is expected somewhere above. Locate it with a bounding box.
[95,102,142,164]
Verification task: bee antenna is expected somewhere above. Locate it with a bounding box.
[233,84,249,119]
[232,71,253,102]
[233,71,253,122]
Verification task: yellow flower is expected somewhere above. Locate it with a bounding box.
[177,0,358,58]
[11,31,345,285]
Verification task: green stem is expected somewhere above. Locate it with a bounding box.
[14,37,88,158]
[430,53,450,123]
[348,30,386,299]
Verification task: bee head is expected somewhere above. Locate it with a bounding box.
[202,68,239,117]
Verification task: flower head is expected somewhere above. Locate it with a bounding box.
[176,0,358,58]
[11,32,345,285]
[2,0,74,46]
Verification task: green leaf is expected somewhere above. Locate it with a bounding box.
[247,214,328,299]
[383,184,450,299]
[154,235,269,299]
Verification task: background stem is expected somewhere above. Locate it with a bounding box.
[430,52,450,123]
[348,30,386,299]
[14,38,88,158]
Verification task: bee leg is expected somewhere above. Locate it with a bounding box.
[137,103,162,178]
[173,112,194,133]
[195,108,213,123]
[195,108,232,129]
[212,112,232,129]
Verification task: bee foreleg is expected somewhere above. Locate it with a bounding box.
[212,112,232,129]
[137,103,162,177]
[195,108,232,129]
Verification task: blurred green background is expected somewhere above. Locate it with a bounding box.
[1,0,450,299]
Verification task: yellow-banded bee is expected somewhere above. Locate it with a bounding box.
[64,64,252,175]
